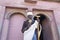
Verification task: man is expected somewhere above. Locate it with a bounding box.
[36,16,42,40]
[32,15,42,40]
[21,12,38,40]
[21,12,34,33]
[36,14,43,40]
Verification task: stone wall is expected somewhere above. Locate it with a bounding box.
[0,0,60,39]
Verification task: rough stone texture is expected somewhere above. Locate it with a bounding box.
[0,6,5,35]
[0,0,60,40]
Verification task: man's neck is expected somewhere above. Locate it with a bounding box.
[28,19,32,23]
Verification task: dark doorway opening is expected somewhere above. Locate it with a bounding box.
[35,14,53,40]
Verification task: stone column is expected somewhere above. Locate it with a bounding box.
[0,6,5,39]
[1,19,9,40]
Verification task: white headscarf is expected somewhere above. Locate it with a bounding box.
[27,12,33,16]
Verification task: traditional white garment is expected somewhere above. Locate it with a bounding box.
[39,24,42,38]
[24,20,38,40]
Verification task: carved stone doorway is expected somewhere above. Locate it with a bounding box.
[35,14,53,40]
[33,9,58,40]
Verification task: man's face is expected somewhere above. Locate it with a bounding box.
[36,16,40,22]
[28,15,33,19]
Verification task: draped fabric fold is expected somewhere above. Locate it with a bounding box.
[24,20,38,40]
[32,24,42,40]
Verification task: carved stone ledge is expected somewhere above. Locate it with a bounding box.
[24,0,37,4]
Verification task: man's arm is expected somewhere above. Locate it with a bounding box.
[21,21,26,33]
[21,21,30,33]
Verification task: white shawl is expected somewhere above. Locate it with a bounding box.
[24,20,38,40]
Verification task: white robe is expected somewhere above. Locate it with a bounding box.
[24,20,38,40]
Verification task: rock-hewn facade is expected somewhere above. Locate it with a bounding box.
[0,0,60,40]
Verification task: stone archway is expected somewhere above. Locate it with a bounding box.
[33,9,59,40]
[36,14,53,40]
[7,13,26,40]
